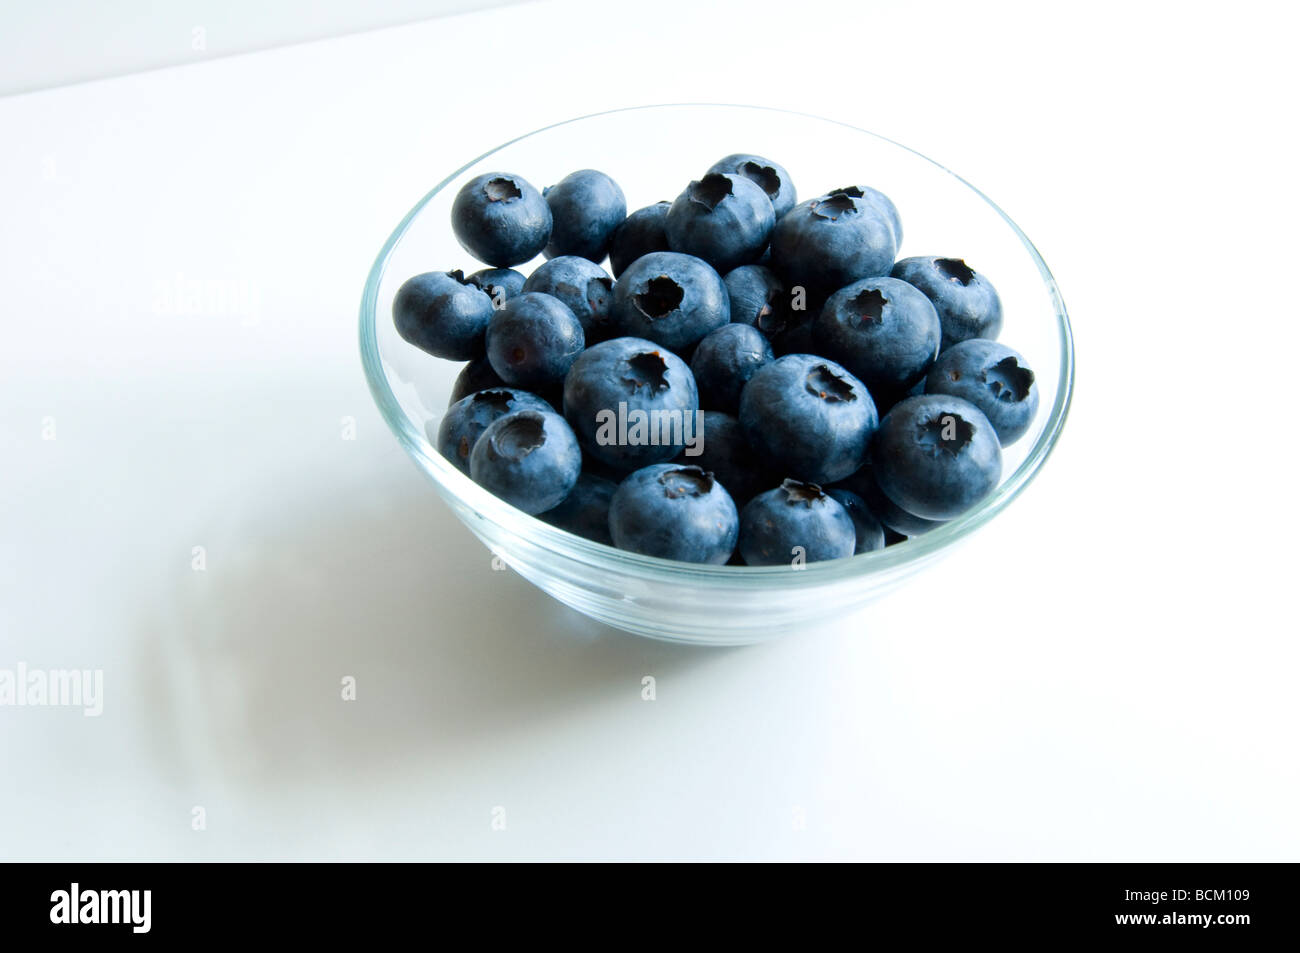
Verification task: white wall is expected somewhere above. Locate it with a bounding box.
[0,0,524,96]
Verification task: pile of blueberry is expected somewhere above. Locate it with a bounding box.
[394,155,1039,566]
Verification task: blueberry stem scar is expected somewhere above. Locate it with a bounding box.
[485,177,522,202]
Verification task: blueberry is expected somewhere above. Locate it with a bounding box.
[690,324,774,414]
[665,173,775,274]
[578,447,628,484]
[531,379,566,413]
[891,257,1003,350]
[436,387,553,475]
[768,313,820,358]
[871,394,1002,521]
[676,410,774,506]
[542,169,627,263]
[723,264,790,335]
[610,251,729,353]
[485,292,585,389]
[539,472,618,545]
[826,184,902,245]
[608,201,671,278]
[466,267,525,307]
[812,276,941,403]
[469,409,581,514]
[738,479,855,566]
[521,256,615,343]
[874,372,930,420]
[834,464,946,537]
[723,266,819,357]
[448,356,506,406]
[872,488,945,537]
[770,190,898,297]
[451,172,551,267]
[393,269,495,361]
[739,354,877,484]
[706,153,797,218]
[925,339,1038,446]
[563,336,700,471]
[824,488,886,553]
[608,464,738,564]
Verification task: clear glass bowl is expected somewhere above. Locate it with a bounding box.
[359,104,1074,646]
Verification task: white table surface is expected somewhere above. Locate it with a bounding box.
[2,0,1297,861]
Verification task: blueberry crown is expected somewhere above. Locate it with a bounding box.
[916,413,974,456]
[659,467,714,498]
[847,288,888,326]
[492,412,546,459]
[935,258,975,285]
[633,276,684,319]
[810,193,857,221]
[622,351,671,393]
[484,177,523,202]
[471,389,519,414]
[779,478,827,506]
[804,364,856,402]
[740,161,781,198]
[688,174,735,211]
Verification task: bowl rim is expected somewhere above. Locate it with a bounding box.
[359,102,1075,587]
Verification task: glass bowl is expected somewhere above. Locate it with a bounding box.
[359,104,1074,646]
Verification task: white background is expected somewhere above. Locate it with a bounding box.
[0,0,525,95]
[1,0,1297,861]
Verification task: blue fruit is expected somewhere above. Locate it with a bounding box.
[469,409,582,514]
[724,265,819,357]
[448,356,506,406]
[690,324,774,413]
[676,411,774,506]
[436,387,554,475]
[769,314,819,358]
[608,464,738,564]
[608,201,671,278]
[738,479,856,566]
[739,354,877,484]
[723,264,791,336]
[521,256,615,343]
[825,488,886,553]
[770,190,898,296]
[871,394,1002,521]
[827,184,902,245]
[812,275,941,402]
[891,256,1003,350]
[834,464,945,537]
[451,172,551,267]
[665,173,775,273]
[871,483,944,536]
[467,267,525,307]
[562,336,700,471]
[539,472,618,545]
[925,339,1038,446]
[485,292,585,389]
[707,153,797,217]
[393,269,495,361]
[543,169,627,263]
[610,251,730,353]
